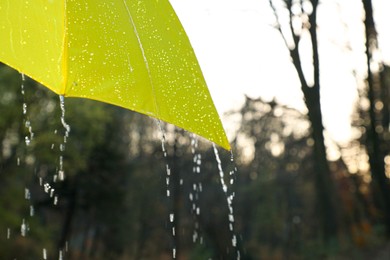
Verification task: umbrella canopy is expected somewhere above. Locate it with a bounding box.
[0,0,230,150]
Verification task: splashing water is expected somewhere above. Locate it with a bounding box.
[212,144,240,259]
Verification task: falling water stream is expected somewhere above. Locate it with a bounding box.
[58,95,71,183]
[57,95,71,259]
[20,73,34,238]
[190,134,203,244]
[19,79,71,258]
[15,77,240,258]
[156,120,177,259]
[213,144,241,259]
[156,120,241,259]
[21,74,34,146]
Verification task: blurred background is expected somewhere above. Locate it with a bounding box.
[1,0,390,259]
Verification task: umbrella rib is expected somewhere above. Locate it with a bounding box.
[60,0,69,95]
[122,0,160,117]
[5,0,16,56]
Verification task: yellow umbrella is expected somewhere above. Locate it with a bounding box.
[0,0,230,150]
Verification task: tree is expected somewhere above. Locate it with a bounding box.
[230,96,320,258]
[362,0,390,236]
[268,0,339,241]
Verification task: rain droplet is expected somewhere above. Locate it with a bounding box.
[43,248,47,259]
[232,235,237,247]
[21,219,27,236]
[44,183,51,193]
[25,136,30,146]
[172,247,176,259]
[54,195,59,205]
[25,188,31,200]
[58,170,65,181]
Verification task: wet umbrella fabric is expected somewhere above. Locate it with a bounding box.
[0,0,230,150]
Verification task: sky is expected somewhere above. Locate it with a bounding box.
[170,0,390,144]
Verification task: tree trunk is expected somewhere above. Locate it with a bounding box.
[362,0,390,237]
[276,0,339,241]
[305,0,339,241]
